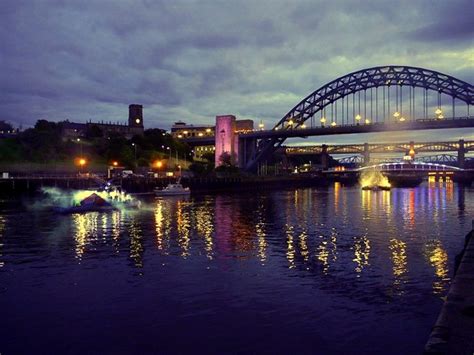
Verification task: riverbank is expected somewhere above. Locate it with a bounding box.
[425,224,474,354]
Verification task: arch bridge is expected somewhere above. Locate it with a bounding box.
[240,65,474,172]
[286,139,474,168]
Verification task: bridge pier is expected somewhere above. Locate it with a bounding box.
[238,137,257,169]
[458,139,465,168]
[321,144,329,169]
[363,143,370,166]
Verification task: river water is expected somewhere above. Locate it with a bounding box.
[0,182,473,354]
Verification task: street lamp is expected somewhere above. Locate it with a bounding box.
[258,121,265,130]
[131,143,137,169]
[320,117,326,127]
[77,157,87,174]
[331,121,337,127]
[355,114,361,125]
[220,129,225,157]
[365,118,370,124]
[77,138,83,156]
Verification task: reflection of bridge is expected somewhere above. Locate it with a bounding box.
[181,65,474,173]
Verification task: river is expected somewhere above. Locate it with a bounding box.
[0,181,472,354]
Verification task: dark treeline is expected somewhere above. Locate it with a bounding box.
[0,120,192,169]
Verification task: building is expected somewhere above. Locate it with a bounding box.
[173,118,254,163]
[170,121,214,138]
[59,104,145,140]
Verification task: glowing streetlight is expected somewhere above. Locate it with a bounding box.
[331,122,337,127]
[320,117,327,124]
[198,132,203,137]
[393,111,400,118]
[399,116,406,122]
[76,157,87,173]
[355,114,362,124]
[112,161,118,167]
[258,121,265,130]
[287,119,294,126]
[154,160,163,168]
[300,123,306,129]
[365,118,371,124]
[438,114,444,119]
[205,128,212,133]
[435,108,443,116]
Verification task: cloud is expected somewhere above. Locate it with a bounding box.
[0,0,472,153]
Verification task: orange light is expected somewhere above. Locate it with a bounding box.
[154,160,163,168]
[78,158,86,166]
[112,161,118,167]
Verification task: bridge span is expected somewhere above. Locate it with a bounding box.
[179,65,474,173]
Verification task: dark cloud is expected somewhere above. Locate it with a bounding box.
[0,0,472,149]
[406,0,474,43]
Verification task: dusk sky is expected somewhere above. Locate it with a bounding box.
[2,0,473,145]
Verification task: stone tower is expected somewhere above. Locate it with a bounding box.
[128,104,144,128]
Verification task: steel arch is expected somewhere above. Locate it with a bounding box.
[245,65,474,171]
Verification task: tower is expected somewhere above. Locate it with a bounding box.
[128,104,144,128]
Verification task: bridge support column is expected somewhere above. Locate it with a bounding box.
[321,144,329,169]
[238,137,257,169]
[215,115,237,167]
[363,143,370,166]
[458,139,465,169]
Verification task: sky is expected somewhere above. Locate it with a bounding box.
[1,0,473,145]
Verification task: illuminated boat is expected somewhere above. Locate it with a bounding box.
[155,183,190,196]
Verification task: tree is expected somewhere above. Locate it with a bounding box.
[86,124,103,138]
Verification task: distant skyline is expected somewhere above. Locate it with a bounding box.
[1,0,473,144]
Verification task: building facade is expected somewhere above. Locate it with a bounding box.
[60,104,145,140]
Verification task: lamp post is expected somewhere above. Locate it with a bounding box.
[166,146,171,169]
[355,114,361,125]
[78,158,86,174]
[220,129,225,154]
[77,138,82,156]
[131,143,137,169]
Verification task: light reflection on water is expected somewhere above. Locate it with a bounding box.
[63,183,461,292]
[0,182,472,354]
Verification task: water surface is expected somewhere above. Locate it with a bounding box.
[1,182,472,354]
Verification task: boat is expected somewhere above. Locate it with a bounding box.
[155,183,190,196]
[56,193,117,214]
